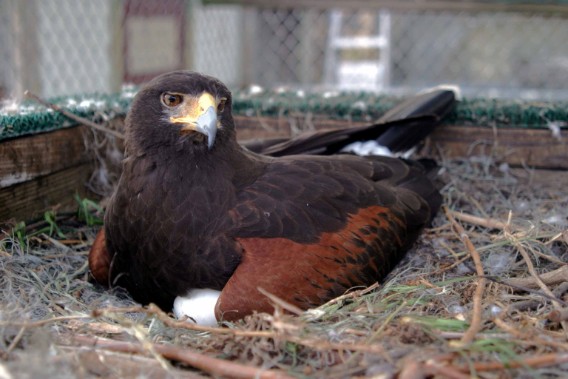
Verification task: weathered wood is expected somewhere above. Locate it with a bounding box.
[236,115,568,169]
[428,125,568,170]
[509,168,568,190]
[0,126,90,187]
[0,163,93,222]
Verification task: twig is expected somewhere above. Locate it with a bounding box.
[545,231,568,246]
[508,299,543,312]
[24,91,124,139]
[460,352,568,372]
[437,331,511,340]
[66,319,124,335]
[94,304,273,337]
[507,236,563,308]
[6,326,26,353]
[484,275,568,306]
[399,359,472,379]
[505,219,568,335]
[95,304,387,354]
[315,283,379,309]
[437,238,462,260]
[71,335,295,379]
[370,300,409,341]
[447,209,521,231]
[397,361,425,379]
[548,308,568,323]
[288,335,387,355]
[493,317,534,339]
[527,247,568,267]
[444,206,486,346]
[493,316,568,350]
[554,282,568,297]
[0,315,91,327]
[258,287,304,316]
[430,254,470,276]
[40,233,72,252]
[446,212,568,268]
[57,347,203,379]
[504,265,568,289]
[423,361,472,379]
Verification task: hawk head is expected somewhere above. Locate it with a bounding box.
[125,71,235,155]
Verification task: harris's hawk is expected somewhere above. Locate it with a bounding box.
[89,71,455,325]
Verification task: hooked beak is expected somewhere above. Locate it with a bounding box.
[170,92,218,149]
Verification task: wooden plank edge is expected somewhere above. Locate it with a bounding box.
[427,124,567,170]
[236,116,567,169]
[0,162,95,223]
[0,126,91,188]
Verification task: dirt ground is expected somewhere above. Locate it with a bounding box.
[1,150,567,378]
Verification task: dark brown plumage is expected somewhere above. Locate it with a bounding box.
[90,71,452,322]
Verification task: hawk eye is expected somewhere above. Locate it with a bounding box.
[161,93,183,107]
[217,97,227,113]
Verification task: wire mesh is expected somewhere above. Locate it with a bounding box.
[1,0,567,101]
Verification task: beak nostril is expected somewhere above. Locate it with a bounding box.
[168,92,219,149]
[174,105,217,149]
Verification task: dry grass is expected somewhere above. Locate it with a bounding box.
[1,152,567,378]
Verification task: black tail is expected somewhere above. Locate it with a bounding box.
[373,87,457,153]
[242,86,458,157]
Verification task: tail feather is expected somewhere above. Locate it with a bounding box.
[242,86,458,157]
[374,88,457,153]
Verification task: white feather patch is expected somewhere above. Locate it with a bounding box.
[173,289,221,326]
[341,140,395,157]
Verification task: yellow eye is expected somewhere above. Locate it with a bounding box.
[217,98,227,113]
[161,93,183,107]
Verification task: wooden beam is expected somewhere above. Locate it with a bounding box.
[0,163,94,222]
[0,126,90,187]
[427,125,568,169]
[204,1,568,16]
[235,115,568,169]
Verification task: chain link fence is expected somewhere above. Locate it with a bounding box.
[1,0,567,101]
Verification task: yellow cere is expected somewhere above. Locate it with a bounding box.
[170,92,217,124]
[197,92,216,114]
